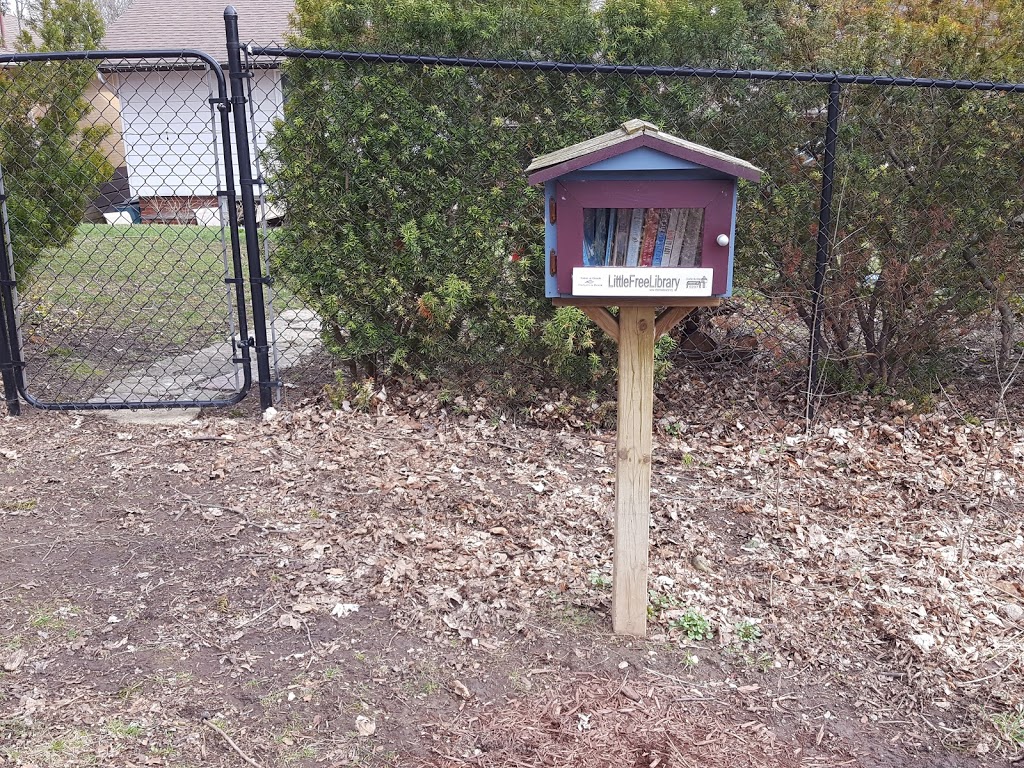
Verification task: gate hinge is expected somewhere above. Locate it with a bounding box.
[0,278,17,288]
[224,277,244,286]
[252,276,274,286]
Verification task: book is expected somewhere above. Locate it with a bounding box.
[604,208,617,266]
[583,208,597,267]
[678,208,704,267]
[659,209,681,267]
[638,208,660,267]
[593,208,609,268]
[651,209,672,267]
[664,209,685,267]
[613,208,631,265]
[625,207,645,267]
[666,209,695,268]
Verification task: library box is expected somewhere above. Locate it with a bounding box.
[527,120,762,300]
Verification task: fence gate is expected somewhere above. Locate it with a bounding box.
[0,48,262,413]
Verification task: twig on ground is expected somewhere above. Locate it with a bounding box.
[203,719,263,768]
[96,447,131,457]
[233,600,280,630]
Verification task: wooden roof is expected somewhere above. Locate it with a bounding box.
[0,14,29,54]
[102,0,294,64]
[527,119,762,184]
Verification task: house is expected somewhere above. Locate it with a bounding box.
[101,0,293,223]
[0,13,27,54]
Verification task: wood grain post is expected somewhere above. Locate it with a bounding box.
[612,305,656,637]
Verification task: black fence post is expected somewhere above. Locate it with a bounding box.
[225,5,275,411]
[806,79,842,422]
[0,309,20,417]
[0,164,21,416]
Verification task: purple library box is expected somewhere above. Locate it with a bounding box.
[527,120,762,300]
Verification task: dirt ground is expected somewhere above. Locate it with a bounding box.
[1,364,1022,768]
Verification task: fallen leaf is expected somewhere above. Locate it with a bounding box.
[355,714,376,737]
[3,649,27,671]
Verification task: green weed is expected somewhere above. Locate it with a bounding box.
[735,619,763,643]
[993,709,1024,746]
[669,609,712,642]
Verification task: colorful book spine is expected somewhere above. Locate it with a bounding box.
[651,209,672,267]
[604,208,617,266]
[659,209,681,267]
[679,208,704,267]
[625,208,645,267]
[613,208,631,265]
[593,209,609,267]
[667,209,691,268]
[583,208,597,267]
[638,208,660,267]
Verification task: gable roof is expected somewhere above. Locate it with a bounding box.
[102,0,294,64]
[527,119,762,184]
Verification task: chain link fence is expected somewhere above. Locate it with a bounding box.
[242,44,1024,421]
[1,35,1022,420]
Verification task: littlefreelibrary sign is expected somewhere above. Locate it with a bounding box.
[573,267,713,297]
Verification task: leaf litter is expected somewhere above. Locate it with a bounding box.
[0,386,1020,767]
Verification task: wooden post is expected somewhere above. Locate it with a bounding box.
[612,305,656,636]
[554,297,717,637]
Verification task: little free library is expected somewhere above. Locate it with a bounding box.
[527,120,762,636]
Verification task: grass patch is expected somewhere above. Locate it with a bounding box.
[24,224,305,347]
[25,224,231,347]
[17,224,308,396]
[993,709,1024,747]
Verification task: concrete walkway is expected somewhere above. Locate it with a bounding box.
[91,309,322,417]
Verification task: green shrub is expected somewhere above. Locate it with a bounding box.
[270,0,769,396]
[0,0,112,276]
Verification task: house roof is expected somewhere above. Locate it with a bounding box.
[527,119,762,184]
[102,0,294,64]
[0,14,27,54]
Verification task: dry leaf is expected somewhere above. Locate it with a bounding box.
[3,649,27,672]
[355,714,376,737]
[452,679,471,699]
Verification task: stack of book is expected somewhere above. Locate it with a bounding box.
[583,207,705,269]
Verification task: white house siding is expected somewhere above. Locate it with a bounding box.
[114,67,283,201]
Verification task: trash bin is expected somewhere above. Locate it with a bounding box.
[113,202,141,224]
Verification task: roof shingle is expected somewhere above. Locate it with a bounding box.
[102,0,294,63]
[0,14,27,54]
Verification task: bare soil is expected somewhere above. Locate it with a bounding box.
[1,370,1022,767]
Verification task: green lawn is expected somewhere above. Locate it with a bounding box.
[16,224,303,399]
